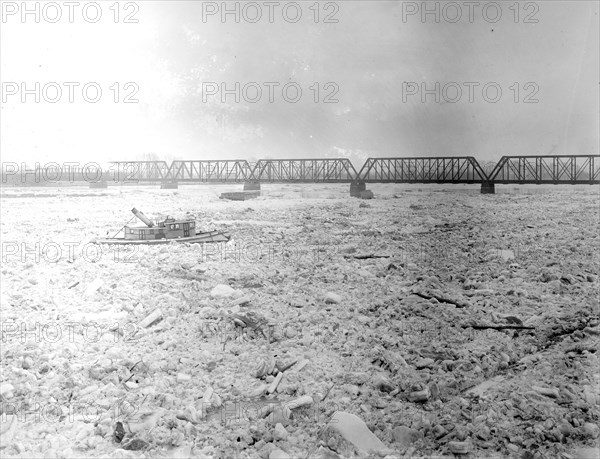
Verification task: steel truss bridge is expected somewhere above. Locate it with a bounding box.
[109,155,599,185]
[107,158,359,183]
[3,156,598,192]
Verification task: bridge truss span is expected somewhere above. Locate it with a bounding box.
[357,156,488,183]
[249,158,358,183]
[488,155,600,184]
[109,161,171,182]
[168,160,252,182]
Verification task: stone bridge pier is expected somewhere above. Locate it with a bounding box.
[160,181,178,189]
[481,182,496,194]
[89,181,108,189]
[244,181,261,191]
[349,181,366,197]
[349,181,374,198]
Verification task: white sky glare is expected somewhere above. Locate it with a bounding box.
[0,1,598,165]
[0,1,181,165]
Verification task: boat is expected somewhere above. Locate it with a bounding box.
[93,208,230,245]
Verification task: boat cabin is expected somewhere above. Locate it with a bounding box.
[124,217,196,240]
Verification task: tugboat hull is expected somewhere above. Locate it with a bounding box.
[93,230,230,245]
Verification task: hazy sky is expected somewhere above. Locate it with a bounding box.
[1,1,598,166]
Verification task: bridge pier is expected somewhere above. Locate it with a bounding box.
[349,181,366,197]
[160,181,178,189]
[481,181,496,194]
[244,181,261,191]
[89,181,108,189]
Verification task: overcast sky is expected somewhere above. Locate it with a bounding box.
[1,1,598,166]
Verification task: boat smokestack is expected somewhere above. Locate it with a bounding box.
[131,208,154,227]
